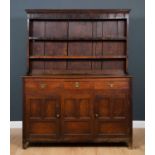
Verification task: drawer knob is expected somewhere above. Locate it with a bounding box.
[40,83,47,89]
[109,84,113,88]
[75,82,80,88]
[56,114,60,118]
[95,113,99,118]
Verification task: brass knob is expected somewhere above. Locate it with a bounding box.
[40,83,47,89]
[75,82,80,88]
[109,83,113,88]
[56,114,60,118]
[95,113,99,117]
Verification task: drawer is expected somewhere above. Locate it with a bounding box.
[94,79,129,90]
[25,80,62,93]
[63,81,93,89]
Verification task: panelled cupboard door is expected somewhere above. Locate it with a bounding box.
[93,91,129,140]
[61,91,93,142]
[26,96,61,141]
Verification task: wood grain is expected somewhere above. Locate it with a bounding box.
[11,128,144,155]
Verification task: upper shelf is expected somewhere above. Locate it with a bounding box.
[29,37,127,42]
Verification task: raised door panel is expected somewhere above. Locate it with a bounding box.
[62,92,93,142]
[94,93,128,119]
[63,99,77,118]
[94,91,129,139]
[94,95,111,119]
[43,98,59,119]
[63,98,91,119]
[112,95,128,119]
[29,99,42,119]
[26,96,60,141]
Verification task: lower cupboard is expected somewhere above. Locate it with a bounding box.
[23,77,132,148]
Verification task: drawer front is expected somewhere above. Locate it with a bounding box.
[63,81,93,89]
[25,79,62,95]
[94,79,130,90]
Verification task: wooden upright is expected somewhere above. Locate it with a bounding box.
[23,9,132,149]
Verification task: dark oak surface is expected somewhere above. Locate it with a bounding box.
[23,9,132,149]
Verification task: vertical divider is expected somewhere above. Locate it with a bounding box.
[125,15,129,74]
[27,17,30,74]
[117,19,119,38]
[91,21,95,70]
[92,21,97,70]
[116,19,119,62]
[101,21,103,70]
[43,21,46,74]
[66,21,69,70]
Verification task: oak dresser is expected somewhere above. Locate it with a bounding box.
[23,9,132,148]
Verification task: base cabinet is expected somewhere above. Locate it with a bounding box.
[23,77,132,148]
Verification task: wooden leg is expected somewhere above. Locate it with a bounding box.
[23,141,30,149]
[128,139,133,149]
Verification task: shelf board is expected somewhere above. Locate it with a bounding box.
[29,37,127,42]
[29,56,127,60]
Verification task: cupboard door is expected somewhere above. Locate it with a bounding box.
[62,91,93,142]
[94,91,129,140]
[26,96,61,141]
